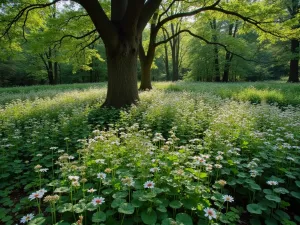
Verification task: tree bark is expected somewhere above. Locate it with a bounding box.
[223,22,238,82]
[211,19,220,82]
[164,42,170,80]
[102,44,139,108]
[288,39,299,82]
[54,62,59,84]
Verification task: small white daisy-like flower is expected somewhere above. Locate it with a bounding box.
[222,195,234,202]
[91,197,105,206]
[95,159,105,164]
[36,154,43,157]
[215,164,222,169]
[144,181,155,189]
[194,156,206,165]
[267,180,278,186]
[68,156,75,160]
[97,172,106,179]
[57,149,64,153]
[20,213,34,223]
[37,188,47,195]
[39,168,49,172]
[150,167,160,173]
[68,175,80,181]
[29,192,43,201]
[121,177,135,187]
[72,181,80,187]
[87,188,97,193]
[215,155,223,161]
[204,207,217,220]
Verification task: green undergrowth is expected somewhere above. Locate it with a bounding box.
[0,84,299,225]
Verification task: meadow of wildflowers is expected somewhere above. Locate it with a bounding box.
[0,83,299,225]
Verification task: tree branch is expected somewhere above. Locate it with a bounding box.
[53,29,97,49]
[1,0,61,38]
[156,29,258,62]
[138,0,162,33]
[78,0,117,49]
[156,0,221,30]
[211,7,284,38]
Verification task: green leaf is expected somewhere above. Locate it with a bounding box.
[247,204,262,214]
[274,188,289,195]
[265,218,278,225]
[169,200,182,209]
[111,198,126,208]
[86,202,98,211]
[275,210,290,220]
[182,198,196,209]
[291,192,300,199]
[118,203,135,215]
[295,181,300,188]
[176,213,193,225]
[92,212,106,223]
[263,189,273,195]
[73,202,86,213]
[157,205,167,212]
[54,222,70,225]
[265,195,281,203]
[57,203,73,213]
[162,218,176,225]
[112,191,128,199]
[250,218,262,225]
[131,198,143,207]
[250,183,261,191]
[28,217,46,225]
[54,187,69,193]
[141,210,157,225]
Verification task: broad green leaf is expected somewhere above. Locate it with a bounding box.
[92,211,106,223]
[265,195,281,203]
[57,203,73,213]
[118,203,135,215]
[111,198,126,208]
[141,210,157,225]
[169,200,182,209]
[247,204,262,214]
[291,192,300,199]
[176,213,193,225]
[28,217,46,225]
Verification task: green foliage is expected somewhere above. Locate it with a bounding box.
[0,83,299,224]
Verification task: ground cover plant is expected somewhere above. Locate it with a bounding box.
[0,82,300,225]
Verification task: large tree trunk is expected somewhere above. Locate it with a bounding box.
[103,45,139,108]
[288,39,299,82]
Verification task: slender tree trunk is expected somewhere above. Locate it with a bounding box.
[103,45,139,108]
[288,39,299,82]
[211,19,220,81]
[140,58,153,90]
[164,43,170,80]
[54,62,58,84]
[223,22,238,82]
[47,60,55,85]
[162,30,170,80]
[139,41,155,90]
[223,51,231,82]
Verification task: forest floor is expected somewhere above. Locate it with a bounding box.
[0,81,299,225]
